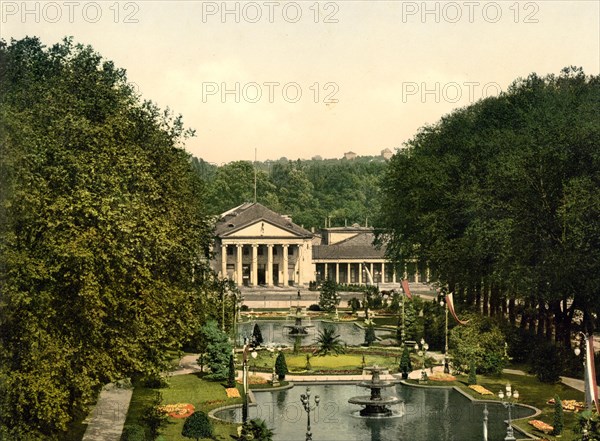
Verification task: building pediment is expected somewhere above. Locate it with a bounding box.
[224,220,302,238]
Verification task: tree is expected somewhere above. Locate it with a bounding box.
[0,37,214,440]
[142,392,168,440]
[319,280,340,312]
[314,326,345,356]
[275,352,288,380]
[399,346,412,379]
[227,354,236,388]
[251,323,264,347]
[348,297,361,314]
[364,325,376,346]
[468,360,477,385]
[552,395,564,436]
[198,321,233,381]
[182,411,213,440]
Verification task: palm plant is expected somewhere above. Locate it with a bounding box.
[314,325,345,356]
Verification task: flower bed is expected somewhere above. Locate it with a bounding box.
[237,375,268,385]
[158,403,195,418]
[528,419,554,434]
[428,373,456,382]
[226,387,241,398]
[546,398,585,411]
[468,385,494,395]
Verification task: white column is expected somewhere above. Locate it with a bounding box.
[282,245,288,287]
[392,264,397,283]
[370,263,374,283]
[221,244,227,279]
[347,263,351,284]
[381,262,385,283]
[236,244,243,286]
[267,244,273,286]
[251,244,258,286]
[335,263,339,284]
[358,263,363,284]
[296,244,303,285]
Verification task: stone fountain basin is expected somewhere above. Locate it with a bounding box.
[348,396,400,405]
[356,381,396,388]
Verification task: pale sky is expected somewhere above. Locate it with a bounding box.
[2,1,599,164]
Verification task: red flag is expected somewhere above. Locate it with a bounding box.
[400,279,413,300]
[585,335,600,414]
[446,292,469,325]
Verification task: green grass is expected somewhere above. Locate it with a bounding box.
[250,351,399,373]
[122,374,243,440]
[454,373,584,440]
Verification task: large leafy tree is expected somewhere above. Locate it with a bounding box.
[0,37,214,439]
[376,67,600,347]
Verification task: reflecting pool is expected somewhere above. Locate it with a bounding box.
[237,320,387,347]
[214,384,536,441]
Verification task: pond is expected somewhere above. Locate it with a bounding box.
[214,384,536,441]
[237,320,388,347]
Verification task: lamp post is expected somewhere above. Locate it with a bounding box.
[242,341,258,424]
[574,331,592,411]
[414,338,429,383]
[498,383,519,441]
[300,387,320,441]
[438,289,450,374]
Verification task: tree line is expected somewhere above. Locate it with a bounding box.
[192,155,388,230]
[376,67,600,348]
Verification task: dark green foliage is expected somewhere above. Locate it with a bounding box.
[198,321,233,381]
[0,37,215,439]
[275,352,288,380]
[552,394,564,435]
[364,325,377,346]
[468,360,477,385]
[319,280,340,312]
[308,304,321,311]
[231,418,274,441]
[251,323,264,347]
[122,425,146,441]
[314,325,346,356]
[449,316,507,375]
[227,354,236,388]
[142,392,168,439]
[531,342,564,383]
[348,297,361,313]
[375,67,600,349]
[399,346,412,379]
[574,410,600,440]
[142,375,169,389]
[182,411,213,440]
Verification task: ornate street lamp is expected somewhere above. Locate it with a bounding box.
[438,289,450,374]
[414,338,429,383]
[300,387,320,441]
[242,340,258,424]
[498,383,519,441]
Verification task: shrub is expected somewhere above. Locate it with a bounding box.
[364,325,376,346]
[319,280,340,312]
[122,424,145,441]
[531,342,563,383]
[468,359,477,385]
[141,392,168,439]
[348,297,361,314]
[399,346,412,379]
[227,354,236,388]
[307,304,321,312]
[251,323,264,347]
[552,394,564,435]
[142,374,169,389]
[181,411,213,440]
[275,352,288,380]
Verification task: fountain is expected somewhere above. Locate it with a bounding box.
[283,305,315,336]
[348,365,401,417]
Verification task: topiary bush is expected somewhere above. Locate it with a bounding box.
[181,411,213,440]
[275,352,288,380]
[307,304,321,312]
[122,424,145,441]
[468,359,477,385]
[552,394,564,435]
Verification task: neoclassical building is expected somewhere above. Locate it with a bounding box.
[212,203,427,288]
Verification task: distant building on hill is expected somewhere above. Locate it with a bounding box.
[381,148,393,160]
[344,151,357,160]
[211,203,427,288]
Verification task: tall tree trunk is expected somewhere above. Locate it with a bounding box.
[508,297,516,325]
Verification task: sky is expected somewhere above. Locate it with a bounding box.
[2,0,599,164]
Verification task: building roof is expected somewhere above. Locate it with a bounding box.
[313,231,386,260]
[215,202,313,238]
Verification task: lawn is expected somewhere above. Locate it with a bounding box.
[249,350,401,374]
[453,372,585,440]
[122,373,242,440]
